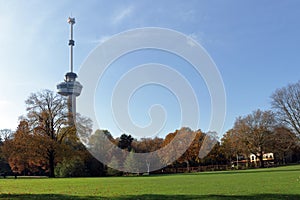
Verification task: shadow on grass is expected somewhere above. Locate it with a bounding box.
[1,193,300,200]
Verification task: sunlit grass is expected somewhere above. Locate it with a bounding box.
[1,165,300,199]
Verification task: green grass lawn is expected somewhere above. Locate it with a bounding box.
[1,165,300,199]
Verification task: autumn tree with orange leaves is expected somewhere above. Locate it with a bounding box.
[2,121,47,175]
[2,90,85,177]
[160,128,207,171]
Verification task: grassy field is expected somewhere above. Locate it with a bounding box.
[0,165,300,200]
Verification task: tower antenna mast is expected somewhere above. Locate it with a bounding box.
[68,17,75,73]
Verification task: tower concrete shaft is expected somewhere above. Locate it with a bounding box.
[57,17,82,126]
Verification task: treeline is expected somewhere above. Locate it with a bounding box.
[86,128,216,175]
[1,81,300,177]
[0,122,214,177]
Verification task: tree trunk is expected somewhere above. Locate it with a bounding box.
[48,150,55,178]
[186,160,190,172]
[258,153,264,168]
[283,152,286,165]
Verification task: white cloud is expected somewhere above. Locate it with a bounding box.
[112,5,134,24]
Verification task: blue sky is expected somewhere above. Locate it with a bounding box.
[0,0,300,139]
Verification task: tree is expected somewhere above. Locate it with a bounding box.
[198,131,219,160]
[177,130,207,171]
[2,90,98,177]
[160,128,206,171]
[221,129,248,165]
[272,126,298,164]
[84,155,105,177]
[132,137,163,153]
[271,81,300,137]
[1,120,43,175]
[107,156,122,176]
[160,128,189,171]
[233,109,276,168]
[0,129,13,141]
[25,90,69,177]
[55,157,88,177]
[118,134,134,151]
[87,129,116,166]
[201,142,227,166]
[0,129,12,175]
[123,150,142,174]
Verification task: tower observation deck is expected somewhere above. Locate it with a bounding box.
[57,17,83,125]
